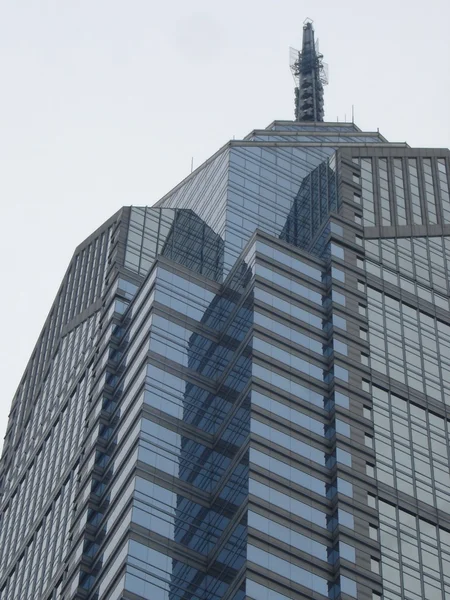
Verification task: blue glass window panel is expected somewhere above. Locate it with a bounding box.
[250,449,327,496]
[229,170,246,186]
[253,338,323,381]
[149,338,186,368]
[132,479,176,539]
[145,366,221,434]
[249,479,327,528]
[257,242,322,281]
[246,580,291,600]
[331,267,345,282]
[150,315,220,374]
[337,478,353,497]
[154,288,203,321]
[335,420,351,437]
[256,264,322,304]
[333,340,348,356]
[115,299,129,314]
[117,278,139,300]
[332,315,347,330]
[141,418,180,445]
[338,509,354,529]
[229,153,246,167]
[128,540,171,576]
[339,542,356,563]
[132,503,174,539]
[254,312,322,354]
[255,288,322,329]
[332,291,346,306]
[247,546,329,595]
[138,444,178,478]
[155,268,215,321]
[336,448,352,466]
[248,511,328,562]
[252,364,325,408]
[135,477,175,506]
[228,209,244,227]
[145,365,185,418]
[125,570,170,598]
[133,478,229,555]
[334,392,349,408]
[251,419,326,465]
[260,167,277,183]
[138,419,181,477]
[340,576,357,597]
[330,243,345,259]
[252,391,325,436]
[334,366,349,382]
[330,222,344,236]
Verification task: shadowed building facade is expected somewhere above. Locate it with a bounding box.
[1,21,450,600]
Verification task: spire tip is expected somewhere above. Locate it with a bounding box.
[291,21,327,122]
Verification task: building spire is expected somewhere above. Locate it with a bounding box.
[291,19,328,122]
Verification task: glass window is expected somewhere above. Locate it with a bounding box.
[247,546,329,595]
[249,479,327,528]
[250,449,327,496]
[408,159,423,224]
[423,159,438,224]
[437,159,450,223]
[379,158,392,225]
[361,158,376,226]
[394,158,407,225]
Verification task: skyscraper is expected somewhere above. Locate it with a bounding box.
[1,19,450,600]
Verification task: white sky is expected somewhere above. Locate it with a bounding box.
[0,0,449,452]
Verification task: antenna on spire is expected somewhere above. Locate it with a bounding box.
[290,19,328,122]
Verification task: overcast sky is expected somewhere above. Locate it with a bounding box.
[0,0,449,452]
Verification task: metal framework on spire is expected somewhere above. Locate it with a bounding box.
[290,19,328,122]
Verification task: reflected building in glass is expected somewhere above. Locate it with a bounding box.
[1,19,450,600]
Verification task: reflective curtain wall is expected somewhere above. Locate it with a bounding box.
[1,119,450,600]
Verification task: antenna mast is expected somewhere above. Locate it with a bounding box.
[290,19,328,122]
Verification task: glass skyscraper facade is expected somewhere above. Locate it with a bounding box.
[2,22,450,600]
